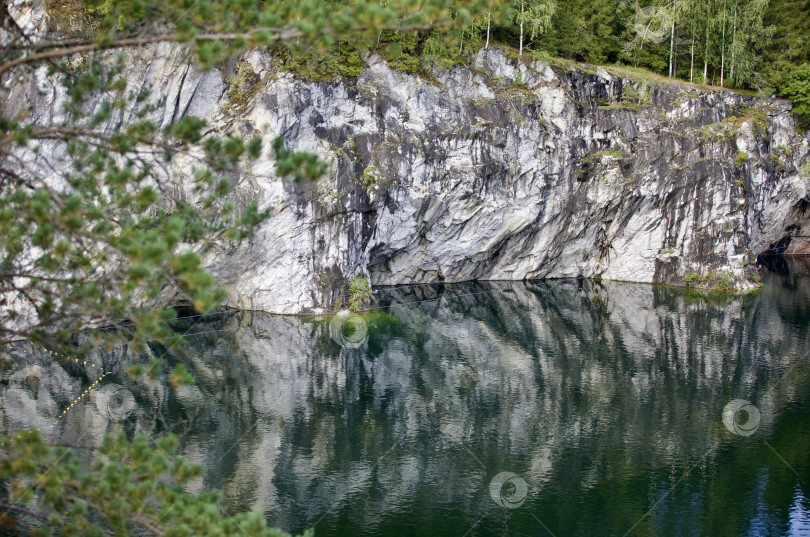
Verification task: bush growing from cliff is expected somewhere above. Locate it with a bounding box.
[347,276,373,312]
[682,270,737,293]
[227,61,262,105]
[779,64,810,131]
[269,44,366,83]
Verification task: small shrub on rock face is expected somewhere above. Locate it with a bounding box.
[710,271,736,293]
[348,276,372,312]
[801,161,810,180]
[682,272,707,286]
[735,151,748,168]
[46,0,97,35]
[354,165,387,192]
[682,270,737,293]
[268,44,365,82]
[227,61,260,105]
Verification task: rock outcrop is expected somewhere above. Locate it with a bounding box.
[5,32,810,313]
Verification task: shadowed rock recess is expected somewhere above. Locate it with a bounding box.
[7,44,810,313]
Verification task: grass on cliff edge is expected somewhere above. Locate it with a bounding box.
[547,56,757,97]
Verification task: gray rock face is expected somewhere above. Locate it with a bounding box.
[6,41,810,314]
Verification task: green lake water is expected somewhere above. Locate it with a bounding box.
[5,258,810,536]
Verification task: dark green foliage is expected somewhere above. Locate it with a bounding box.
[381,30,429,76]
[538,0,622,64]
[33,0,795,122]
[779,64,810,130]
[269,43,366,83]
[762,0,810,88]
[272,137,329,183]
[0,430,311,537]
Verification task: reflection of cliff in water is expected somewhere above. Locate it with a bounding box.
[2,269,809,536]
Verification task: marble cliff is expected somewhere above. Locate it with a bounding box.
[5,12,810,313]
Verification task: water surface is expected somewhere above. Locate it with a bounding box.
[3,259,810,536]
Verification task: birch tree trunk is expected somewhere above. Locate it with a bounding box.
[730,0,737,84]
[703,4,710,83]
[669,16,676,77]
[690,21,695,83]
[720,0,727,87]
[673,26,677,76]
[377,0,383,44]
[486,10,491,48]
[519,0,525,56]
